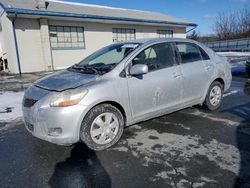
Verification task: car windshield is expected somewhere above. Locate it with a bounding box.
[68,43,140,75]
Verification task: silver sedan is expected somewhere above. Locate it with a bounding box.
[22,38,232,151]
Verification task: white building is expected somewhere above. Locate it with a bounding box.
[0,0,196,74]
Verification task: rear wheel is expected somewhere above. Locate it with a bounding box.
[80,104,124,151]
[203,81,223,111]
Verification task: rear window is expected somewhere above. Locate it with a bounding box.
[176,43,202,63]
[199,47,210,60]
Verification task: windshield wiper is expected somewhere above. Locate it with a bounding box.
[71,65,101,74]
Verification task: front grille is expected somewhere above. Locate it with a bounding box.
[23,98,38,108]
[23,85,50,108]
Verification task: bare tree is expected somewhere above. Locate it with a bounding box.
[213,7,250,40]
[187,30,200,41]
[238,8,250,38]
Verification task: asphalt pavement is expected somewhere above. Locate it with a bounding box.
[0,75,250,188]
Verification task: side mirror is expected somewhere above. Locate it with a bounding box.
[129,64,148,76]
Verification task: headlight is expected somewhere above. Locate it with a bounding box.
[50,88,88,107]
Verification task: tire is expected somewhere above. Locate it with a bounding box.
[80,104,124,151]
[203,81,224,111]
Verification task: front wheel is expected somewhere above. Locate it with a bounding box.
[80,104,124,151]
[203,81,223,111]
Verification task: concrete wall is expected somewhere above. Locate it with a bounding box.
[40,18,53,71]
[49,20,115,70]
[14,18,46,73]
[1,16,187,73]
[0,11,19,73]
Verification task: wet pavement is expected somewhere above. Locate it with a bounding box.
[0,72,52,92]
[0,75,250,188]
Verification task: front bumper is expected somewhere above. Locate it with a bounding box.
[22,94,89,146]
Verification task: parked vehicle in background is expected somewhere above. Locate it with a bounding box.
[245,79,250,96]
[22,38,232,151]
[217,52,250,76]
[246,57,250,77]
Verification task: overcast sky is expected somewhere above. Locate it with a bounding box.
[64,0,250,36]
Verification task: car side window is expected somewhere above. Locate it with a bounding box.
[176,43,202,64]
[199,47,210,60]
[132,42,175,72]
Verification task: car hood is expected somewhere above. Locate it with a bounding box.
[34,70,99,92]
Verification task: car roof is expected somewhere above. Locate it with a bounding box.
[121,38,198,45]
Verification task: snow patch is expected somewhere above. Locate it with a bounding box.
[153,119,191,130]
[223,90,240,97]
[217,52,250,57]
[184,109,240,127]
[155,171,169,179]
[111,146,129,152]
[0,92,24,122]
[125,126,240,174]
[0,118,22,132]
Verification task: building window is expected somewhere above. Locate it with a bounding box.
[112,28,136,42]
[157,30,173,38]
[49,26,85,49]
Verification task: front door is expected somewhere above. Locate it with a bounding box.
[127,42,183,119]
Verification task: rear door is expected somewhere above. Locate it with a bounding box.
[127,42,183,119]
[176,42,209,103]
[199,46,215,81]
